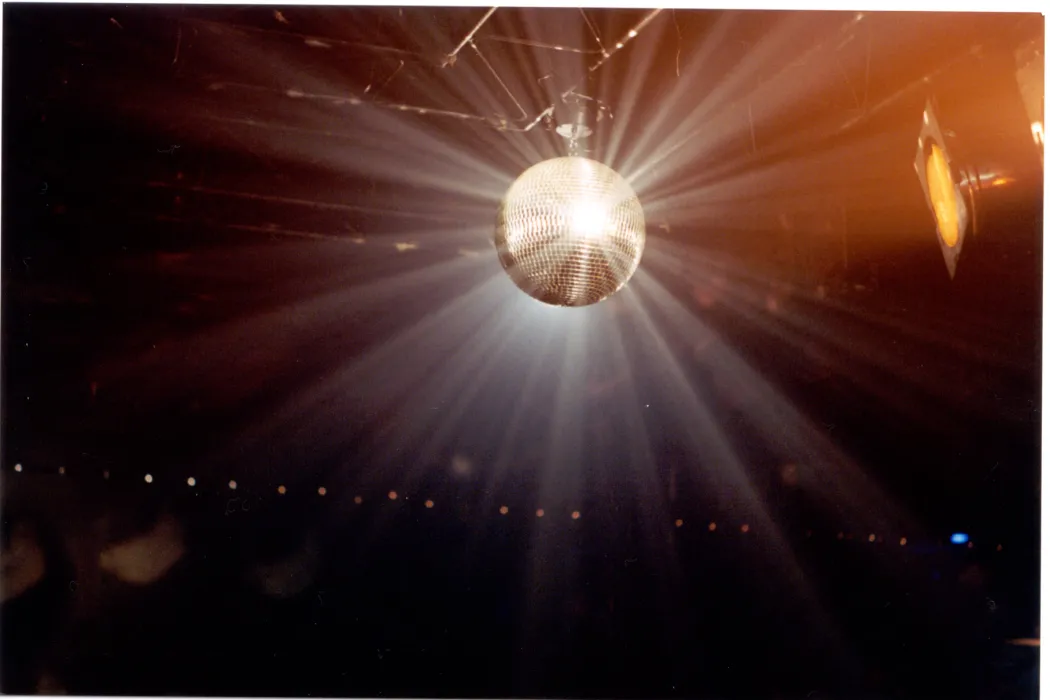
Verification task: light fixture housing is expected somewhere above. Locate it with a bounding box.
[914,98,971,279]
[495,156,645,307]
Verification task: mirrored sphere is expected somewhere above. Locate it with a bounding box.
[495,157,646,307]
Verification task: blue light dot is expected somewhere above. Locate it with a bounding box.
[950,533,969,545]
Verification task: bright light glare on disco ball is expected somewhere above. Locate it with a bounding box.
[495,157,645,307]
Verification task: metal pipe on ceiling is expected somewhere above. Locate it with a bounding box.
[443,7,498,67]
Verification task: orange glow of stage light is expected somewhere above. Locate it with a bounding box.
[571,510,581,520]
[277,485,286,495]
[925,143,960,249]
[425,499,434,509]
[388,490,398,501]
[353,495,363,504]
[536,509,545,518]
[915,100,971,279]
[318,487,327,496]
[708,522,717,532]
[499,505,509,515]
[740,524,750,534]
[675,519,684,528]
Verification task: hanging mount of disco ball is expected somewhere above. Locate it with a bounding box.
[556,111,593,157]
[495,105,646,308]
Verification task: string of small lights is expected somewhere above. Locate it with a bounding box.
[5,461,1005,552]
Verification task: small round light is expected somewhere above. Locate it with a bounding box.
[277,485,286,495]
[869,533,877,543]
[675,519,684,528]
[228,480,237,490]
[900,537,908,546]
[58,467,66,475]
[353,495,362,504]
[388,490,398,501]
[571,510,581,520]
[318,487,327,496]
[536,509,545,518]
[13,464,22,473]
[424,499,434,509]
[499,505,509,515]
[187,477,196,487]
[708,522,717,532]
[144,473,153,483]
[740,524,750,533]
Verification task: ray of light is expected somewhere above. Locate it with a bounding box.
[617,276,859,660]
[624,14,868,188]
[101,247,498,456]
[639,125,910,223]
[643,238,1032,423]
[599,8,664,169]
[324,283,522,539]
[629,262,920,540]
[213,270,507,469]
[535,305,591,508]
[518,300,598,655]
[146,181,468,224]
[480,299,563,512]
[605,293,684,605]
[619,11,741,180]
[367,296,528,487]
[620,12,810,178]
[201,107,508,203]
[130,20,535,201]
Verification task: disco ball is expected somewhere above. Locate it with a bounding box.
[495,157,645,307]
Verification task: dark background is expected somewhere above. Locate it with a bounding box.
[1,6,1043,698]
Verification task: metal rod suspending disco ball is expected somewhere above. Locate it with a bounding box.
[495,157,645,307]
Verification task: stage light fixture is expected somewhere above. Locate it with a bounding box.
[910,34,1043,282]
[495,157,646,307]
[915,99,971,279]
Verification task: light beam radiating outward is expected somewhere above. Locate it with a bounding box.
[93,10,991,616]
